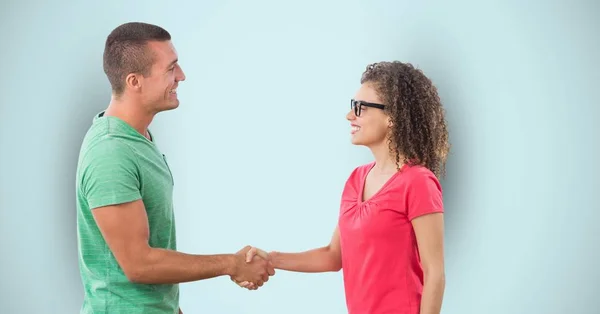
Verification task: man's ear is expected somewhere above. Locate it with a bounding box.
[124,73,143,92]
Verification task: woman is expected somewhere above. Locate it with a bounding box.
[236,61,450,314]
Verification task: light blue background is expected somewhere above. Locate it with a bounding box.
[1,0,598,313]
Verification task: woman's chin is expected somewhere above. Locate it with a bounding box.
[350,136,366,146]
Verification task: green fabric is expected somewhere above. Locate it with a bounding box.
[76,112,178,314]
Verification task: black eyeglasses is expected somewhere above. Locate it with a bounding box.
[350,99,385,117]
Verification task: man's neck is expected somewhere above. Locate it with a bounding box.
[104,96,155,140]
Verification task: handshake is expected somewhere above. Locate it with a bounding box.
[230,245,275,290]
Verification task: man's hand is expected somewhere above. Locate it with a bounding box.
[229,246,274,290]
[231,246,274,290]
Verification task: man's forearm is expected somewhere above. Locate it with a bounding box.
[270,247,341,273]
[419,270,445,314]
[125,248,237,284]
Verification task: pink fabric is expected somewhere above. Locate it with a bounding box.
[338,162,444,313]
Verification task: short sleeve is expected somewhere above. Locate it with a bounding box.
[406,171,444,221]
[79,138,142,209]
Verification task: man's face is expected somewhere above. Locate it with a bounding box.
[140,40,186,113]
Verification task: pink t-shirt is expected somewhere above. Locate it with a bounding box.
[338,162,444,314]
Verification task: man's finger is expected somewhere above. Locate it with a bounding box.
[267,261,275,276]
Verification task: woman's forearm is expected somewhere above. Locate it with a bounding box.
[270,246,341,273]
[419,269,445,314]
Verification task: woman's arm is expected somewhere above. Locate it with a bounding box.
[234,225,342,289]
[270,225,342,273]
[412,213,446,314]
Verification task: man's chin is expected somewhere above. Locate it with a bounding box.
[160,100,180,112]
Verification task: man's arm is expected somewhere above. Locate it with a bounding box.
[80,139,271,286]
[92,199,270,285]
[412,213,445,314]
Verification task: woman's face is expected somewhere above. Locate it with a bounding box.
[346,82,391,147]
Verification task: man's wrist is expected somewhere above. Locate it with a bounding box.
[223,254,240,277]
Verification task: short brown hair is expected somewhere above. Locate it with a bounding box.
[361,61,450,178]
[103,22,171,95]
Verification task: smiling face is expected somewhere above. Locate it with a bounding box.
[346,82,391,148]
[126,40,186,113]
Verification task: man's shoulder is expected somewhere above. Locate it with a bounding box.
[80,133,135,162]
[75,129,142,208]
[76,125,140,182]
[80,116,137,154]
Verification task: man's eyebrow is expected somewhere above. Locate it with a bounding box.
[167,59,178,68]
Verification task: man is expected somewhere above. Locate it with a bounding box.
[75,22,273,314]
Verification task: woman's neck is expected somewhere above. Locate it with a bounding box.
[368,141,402,174]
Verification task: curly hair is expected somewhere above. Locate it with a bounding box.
[360,61,450,178]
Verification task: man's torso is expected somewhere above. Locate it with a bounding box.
[76,112,178,314]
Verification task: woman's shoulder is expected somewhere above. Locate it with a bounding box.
[347,161,376,179]
[402,163,437,178]
[395,164,442,191]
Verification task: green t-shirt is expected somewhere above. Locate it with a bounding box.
[76,112,178,314]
